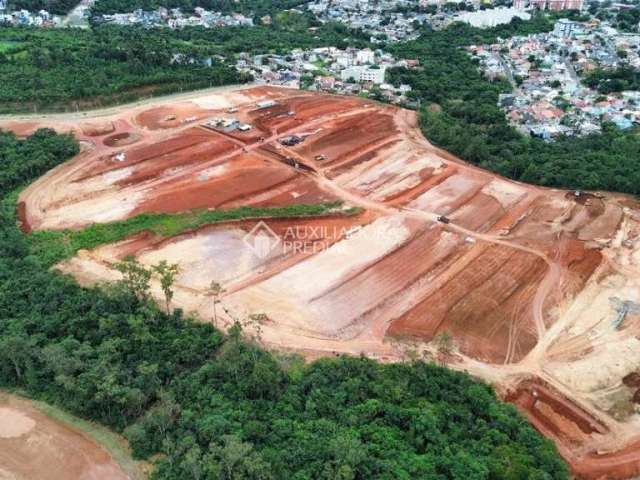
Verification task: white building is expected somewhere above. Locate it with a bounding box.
[553,19,582,38]
[336,54,354,68]
[341,65,387,84]
[456,7,531,28]
[356,48,375,64]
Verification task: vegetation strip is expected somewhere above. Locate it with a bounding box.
[26,201,358,266]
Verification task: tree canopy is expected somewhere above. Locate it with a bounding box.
[584,65,640,93]
[0,26,243,112]
[91,0,309,17]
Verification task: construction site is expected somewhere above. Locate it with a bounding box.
[4,85,640,479]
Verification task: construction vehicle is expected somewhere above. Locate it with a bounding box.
[280,135,303,146]
[610,298,640,329]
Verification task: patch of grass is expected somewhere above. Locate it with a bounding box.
[28,201,361,266]
[0,41,22,53]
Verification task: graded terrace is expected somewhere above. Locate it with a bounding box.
[5,86,640,479]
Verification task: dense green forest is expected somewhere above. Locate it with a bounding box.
[6,0,308,15]
[167,12,370,53]
[614,5,640,31]
[0,13,366,112]
[387,17,640,194]
[585,65,640,93]
[589,1,640,32]
[91,0,308,16]
[0,26,243,112]
[0,128,568,479]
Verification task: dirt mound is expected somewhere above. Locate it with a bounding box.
[82,122,115,137]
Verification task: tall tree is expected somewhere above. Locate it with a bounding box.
[208,280,225,327]
[152,260,180,314]
[116,256,152,301]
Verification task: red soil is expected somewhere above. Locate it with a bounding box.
[82,122,115,137]
[249,94,364,135]
[623,372,640,389]
[450,191,505,232]
[506,378,640,480]
[385,164,457,206]
[240,176,339,208]
[10,88,639,480]
[242,85,296,99]
[297,110,398,164]
[106,214,367,263]
[576,442,640,480]
[117,136,237,187]
[81,128,220,180]
[135,103,209,130]
[132,153,299,214]
[103,132,139,147]
[508,379,608,437]
[578,202,624,241]
[325,140,401,179]
[311,222,463,336]
[0,121,41,137]
[16,201,31,233]
[388,244,548,363]
[173,213,370,255]
[106,212,376,298]
[559,238,603,298]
